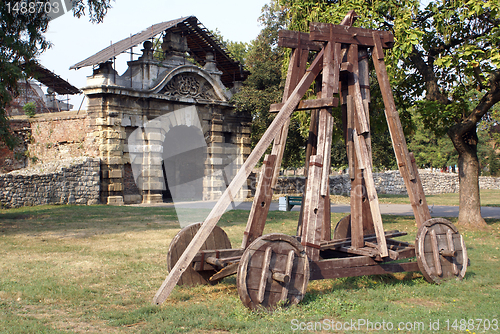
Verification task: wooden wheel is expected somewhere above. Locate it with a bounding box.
[167,222,231,286]
[415,218,468,284]
[333,215,351,239]
[237,233,309,310]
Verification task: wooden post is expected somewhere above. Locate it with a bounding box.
[152,49,325,306]
[241,154,277,248]
[301,155,324,261]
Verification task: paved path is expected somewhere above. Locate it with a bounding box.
[133,200,500,219]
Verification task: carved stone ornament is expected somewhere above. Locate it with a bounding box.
[162,74,217,100]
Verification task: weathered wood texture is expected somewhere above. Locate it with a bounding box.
[301,155,324,261]
[237,234,309,310]
[310,22,395,48]
[310,259,419,280]
[415,218,468,284]
[269,98,338,113]
[152,49,325,306]
[166,223,231,286]
[371,32,431,228]
[241,154,277,249]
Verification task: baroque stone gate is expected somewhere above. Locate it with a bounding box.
[72,17,251,205]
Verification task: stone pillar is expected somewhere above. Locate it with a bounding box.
[142,124,164,203]
[95,112,126,205]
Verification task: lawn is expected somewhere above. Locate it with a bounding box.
[0,205,499,333]
[376,189,500,207]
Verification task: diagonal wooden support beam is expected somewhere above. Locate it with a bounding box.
[371,32,431,228]
[352,127,388,258]
[152,49,325,306]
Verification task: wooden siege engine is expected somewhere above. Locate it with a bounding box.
[152,11,468,310]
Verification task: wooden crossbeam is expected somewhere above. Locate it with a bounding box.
[310,22,394,48]
[278,30,323,51]
[152,48,325,306]
[269,97,338,113]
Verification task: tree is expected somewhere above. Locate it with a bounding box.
[280,0,500,228]
[0,0,113,149]
[232,0,308,168]
[403,1,500,227]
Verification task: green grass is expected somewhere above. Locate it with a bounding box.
[1,205,499,333]
[376,189,500,207]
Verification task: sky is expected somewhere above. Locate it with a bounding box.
[38,0,270,110]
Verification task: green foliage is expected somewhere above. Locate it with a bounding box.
[211,29,249,66]
[0,0,112,150]
[408,111,457,169]
[232,0,309,168]
[22,102,36,118]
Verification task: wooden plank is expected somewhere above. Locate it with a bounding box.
[322,40,337,96]
[332,43,341,94]
[310,261,419,280]
[192,249,243,262]
[209,262,238,281]
[347,89,363,249]
[309,22,395,48]
[278,30,323,50]
[320,231,407,250]
[371,32,432,227]
[301,155,323,261]
[372,32,415,181]
[297,107,319,237]
[352,128,388,257]
[347,44,369,135]
[446,229,459,275]
[409,152,431,227]
[241,154,276,248]
[269,97,339,113]
[320,113,334,197]
[271,46,310,188]
[152,48,325,306]
[257,247,272,303]
[280,250,295,301]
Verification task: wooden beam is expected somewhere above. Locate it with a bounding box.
[301,155,324,261]
[371,32,431,227]
[152,48,325,306]
[269,97,338,113]
[352,128,388,257]
[278,30,323,50]
[241,154,276,248]
[310,260,419,280]
[271,43,310,188]
[309,22,395,48]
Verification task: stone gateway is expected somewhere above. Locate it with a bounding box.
[73,16,251,205]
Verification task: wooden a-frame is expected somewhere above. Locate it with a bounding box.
[153,10,431,305]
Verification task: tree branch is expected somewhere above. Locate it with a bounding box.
[450,70,500,137]
[409,49,448,103]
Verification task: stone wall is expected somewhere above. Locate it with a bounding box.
[0,157,100,208]
[276,170,500,196]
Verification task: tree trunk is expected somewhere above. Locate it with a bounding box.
[448,125,487,228]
